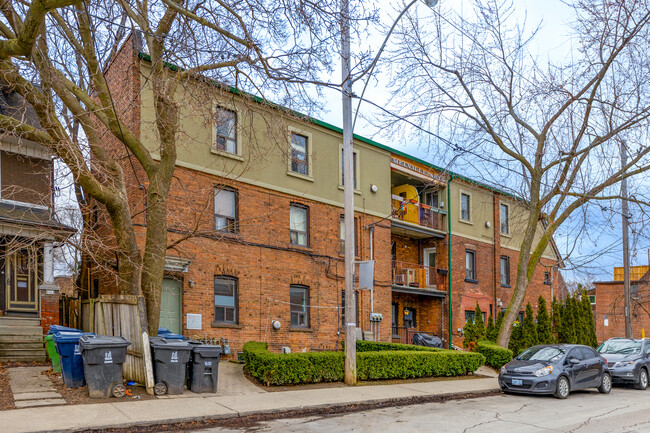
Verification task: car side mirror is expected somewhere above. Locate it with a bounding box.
[569,358,580,365]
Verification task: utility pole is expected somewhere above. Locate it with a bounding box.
[341,0,356,386]
[621,141,632,339]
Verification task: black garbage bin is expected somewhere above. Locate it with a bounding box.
[150,337,192,395]
[79,335,130,398]
[185,340,203,389]
[190,345,222,393]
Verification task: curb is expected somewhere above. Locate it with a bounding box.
[66,388,502,433]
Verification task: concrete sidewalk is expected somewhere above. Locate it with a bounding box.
[1,364,499,433]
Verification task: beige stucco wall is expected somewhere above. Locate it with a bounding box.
[138,61,391,217]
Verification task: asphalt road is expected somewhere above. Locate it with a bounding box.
[191,386,650,433]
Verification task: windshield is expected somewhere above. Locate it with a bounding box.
[517,346,565,362]
[597,340,641,354]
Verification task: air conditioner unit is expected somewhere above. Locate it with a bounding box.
[405,269,416,285]
[395,274,405,285]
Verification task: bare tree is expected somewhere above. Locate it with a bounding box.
[0,0,373,333]
[381,0,650,346]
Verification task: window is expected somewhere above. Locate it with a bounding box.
[500,203,509,234]
[340,215,358,255]
[460,193,471,221]
[340,148,358,189]
[290,285,309,328]
[290,133,309,175]
[392,303,399,337]
[403,307,416,328]
[214,276,238,324]
[214,108,237,154]
[465,250,476,281]
[500,256,510,286]
[421,190,439,208]
[632,284,639,299]
[289,204,309,246]
[544,272,551,285]
[465,310,475,323]
[589,295,596,305]
[214,188,237,232]
[517,311,524,323]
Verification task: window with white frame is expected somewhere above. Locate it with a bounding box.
[465,249,476,281]
[500,203,509,234]
[214,108,237,154]
[340,148,358,189]
[290,203,309,246]
[214,188,237,232]
[290,285,309,328]
[214,276,238,324]
[500,256,510,286]
[340,215,358,255]
[290,133,309,175]
[460,192,471,221]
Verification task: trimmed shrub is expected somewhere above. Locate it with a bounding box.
[522,302,538,349]
[580,291,598,348]
[243,341,485,386]
[474,303,486,340]
[357,350,485,380]
[536,296,554,344]
[486,314,495,343]
[509,320,524,356]
[356,340,442,352]
[477,340,513,368]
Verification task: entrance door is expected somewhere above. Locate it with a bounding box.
[6,247,38,313]
[423,247,437,287]
[160,278,182,334]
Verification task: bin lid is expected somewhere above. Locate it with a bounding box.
[193,344,222,357]
[158,327,171,334]
[48,325,81,335]
[52,330,83,343]
[150,336,191,350]
[79,334,130,349]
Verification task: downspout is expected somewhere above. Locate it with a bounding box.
[447,174,454,349]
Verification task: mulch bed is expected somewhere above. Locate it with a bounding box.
[0,366,14,410]
[44,369,156,405]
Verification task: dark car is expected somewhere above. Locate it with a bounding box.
[597,338,650,389]
[498,344,611,399]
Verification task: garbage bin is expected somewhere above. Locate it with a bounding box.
[190,345,222,393]
[185,340,203,389]
[48,325,81,334]
[157,328,186,340]
[150,337,192,395]
[53,330,90,388]
[79,334,130,398]
[46,326,81,373]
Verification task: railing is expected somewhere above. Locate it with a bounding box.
[391,196,446,231]
[392,260,447,290]
[391,326,443,345]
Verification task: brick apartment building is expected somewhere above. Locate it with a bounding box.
[590,266,650,343]
[82,35,565,354]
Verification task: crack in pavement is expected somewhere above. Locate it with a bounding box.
[566,400,645,433]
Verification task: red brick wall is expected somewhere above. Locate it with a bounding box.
[40,291,60,334]
[593,280,650,343]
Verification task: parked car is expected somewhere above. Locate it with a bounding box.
[498,344,611,399]
[597,338,650,390]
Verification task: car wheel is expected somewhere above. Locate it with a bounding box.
[599,372,612,394]
[554,376,570,399]
[636,368,648,390]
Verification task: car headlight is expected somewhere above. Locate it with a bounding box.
[615,360,635,368]
[500,366,507,375]
[533,365,553,377]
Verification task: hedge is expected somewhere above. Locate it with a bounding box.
[477,340,513,368]
[243,341,485,386]
[355,340,443,353]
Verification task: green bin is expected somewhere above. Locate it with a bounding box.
[45,334,61,373]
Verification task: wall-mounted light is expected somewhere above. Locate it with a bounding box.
[272,320,282,330]
[189,279,196,288]
[370,184,378,193]
[485,221,491,228]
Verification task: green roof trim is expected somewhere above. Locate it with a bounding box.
[137,52,517,199]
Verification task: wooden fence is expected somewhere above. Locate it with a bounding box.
[80,295,150,386]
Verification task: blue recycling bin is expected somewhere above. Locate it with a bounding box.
[53,331,93,388]
[158,327,186,340]
[48,325,80,335]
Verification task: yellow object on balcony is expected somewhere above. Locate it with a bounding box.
[392,184,419,224]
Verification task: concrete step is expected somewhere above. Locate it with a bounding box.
[0,347,46,356]
[0,354,47,362]
[0,341,45,350]
[0,325,43,336]
[0,334,44,343]
[0,316,41,327]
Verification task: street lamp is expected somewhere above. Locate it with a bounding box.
[341,0,439,386]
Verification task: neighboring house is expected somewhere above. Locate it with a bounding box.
[86,35,564,354]
[590,266,650,343]
[0,88,74,361]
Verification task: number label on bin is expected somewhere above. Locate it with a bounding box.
[205,361,212,366]
[104,351,113,364]
[171,351,178,363]
[74,344,80,355]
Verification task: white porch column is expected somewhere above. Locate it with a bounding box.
[43,242,54,285]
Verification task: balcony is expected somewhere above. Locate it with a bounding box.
[391,195,446,238]
[392,260,447,297]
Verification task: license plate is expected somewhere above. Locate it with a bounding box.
[512,379,523,386]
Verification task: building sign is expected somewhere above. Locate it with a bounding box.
[390,157,447,184]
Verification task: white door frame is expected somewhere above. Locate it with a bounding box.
[423,247,437,287]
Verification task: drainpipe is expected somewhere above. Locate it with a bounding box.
[447,175,454,349]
